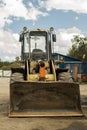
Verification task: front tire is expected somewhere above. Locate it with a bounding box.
[58,72,73,82]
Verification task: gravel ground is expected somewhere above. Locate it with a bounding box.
[0,77,87,130]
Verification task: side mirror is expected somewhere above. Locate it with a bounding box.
[19,33,24,42]
[52,34,56,42]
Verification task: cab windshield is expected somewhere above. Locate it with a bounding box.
[29,31,47,60]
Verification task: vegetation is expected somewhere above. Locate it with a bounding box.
[68,35,87,61]
[0,61,21,70]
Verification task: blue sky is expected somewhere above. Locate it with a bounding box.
[0,0,87,61]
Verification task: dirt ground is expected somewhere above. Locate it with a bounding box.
[0,78,87,130]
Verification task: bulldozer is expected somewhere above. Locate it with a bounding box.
[9,27,83,117]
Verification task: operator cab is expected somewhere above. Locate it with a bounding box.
[20,27,56,61]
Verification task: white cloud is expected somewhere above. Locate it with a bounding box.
[13,33,19,41]
[0,29,21,61]
[27,2,48,21]
[0,0,48,28]
[4,55,15,61]
[38,0,87,14]
[54,27,84,55]
[0,0,27,28]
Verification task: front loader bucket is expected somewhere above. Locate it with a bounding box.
[9,80,83,117]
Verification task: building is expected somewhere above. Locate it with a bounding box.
[52,53,87,82]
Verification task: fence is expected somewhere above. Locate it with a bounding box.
[0,70,11,77]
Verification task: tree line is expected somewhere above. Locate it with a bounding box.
[67,35,87,62]
[0,59,20,70]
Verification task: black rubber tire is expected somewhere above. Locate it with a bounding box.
[58,72,73,82]
[11,72,24,81]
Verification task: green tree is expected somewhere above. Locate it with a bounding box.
[68,35,87,61]
[0,60,3,67]
[15,57,20,62]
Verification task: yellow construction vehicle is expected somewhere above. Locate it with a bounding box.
[9,27,83,117]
